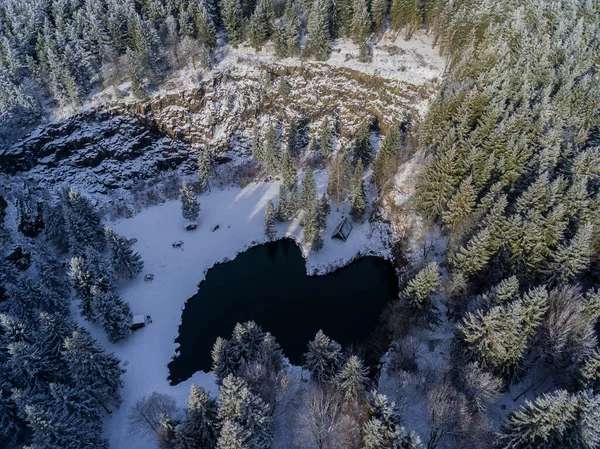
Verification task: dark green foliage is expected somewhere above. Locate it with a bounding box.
[64,189,106,256]
[335,355,368,400]
[500,390,600,449]
[222,0,245,46]
[401,261,441,325]
[349,160,366,221]
[304,0,332,60]
[174,385,218,449]
[180,182,200,222]
[303,329,344,383]
[351,122,373,168]
[264,200,276,239]
[106,227,144,282]
[248,0,274,51]
[373,126,401,192]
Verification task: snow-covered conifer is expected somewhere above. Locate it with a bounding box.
[349,160,366,220]
[303,330,344,383]
[197,149,214,193]
[304,0,332,60]
[180,182,200,222]
[264,200,276,240]
[281,147,297,190]
[401,261,441,324]
[105,227,143,282]
[335,355,368,400]
[300,167,317,211]
[174,385,218,449]
[221,0,245,47]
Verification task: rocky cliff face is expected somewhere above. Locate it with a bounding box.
[0,57,437,196]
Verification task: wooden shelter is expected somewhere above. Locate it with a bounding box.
[332,217,353,242]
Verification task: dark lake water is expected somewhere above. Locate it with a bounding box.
[168,239,398,385]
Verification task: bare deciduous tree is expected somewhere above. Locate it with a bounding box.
[128,392,180,437]
[301,385,343,449]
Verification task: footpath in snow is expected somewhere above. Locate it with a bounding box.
[86,177,390,449]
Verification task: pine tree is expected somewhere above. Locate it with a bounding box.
[247,0,273,51]
[287,118,300,158]
[459,286,548,377]
[221,0,245,47]
[264,200,276,240]
[217,420,250,449]
[320,118,332,160]
[174,385,218,449]
[401,261,441,325]
[351,122,373,167]
[500,390,600,449]
[24,382,107,449]
[282,0,301,56]
[548,223,593,284]
[198,148,214,193]
[373,126,401,192]
[91,289,132,343]
[262,123,281,177]
[371,0,388,35]
[195,1,217,52]
[351,0,371,60]
[62,330,124,411]
[281,147,297,190]
[212,337,236,384]
[580,348,600,390]
[349,160,366,221]
[304,0,332,60]
[180,182,200,222]
[441,175,477,229]
[105,227,143,282]
[64,188,106,255]
[335,355,368,400]
[276,185,290,221]
[251,122,263,162]
[316,194,330,231]
[300,167,317,211]
[303,330,344,383]
[69,257,96,320]
[217,375,273,449]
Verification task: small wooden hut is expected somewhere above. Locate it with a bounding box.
[332,217,353,242]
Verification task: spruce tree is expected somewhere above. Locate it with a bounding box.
[217,420,250,449]
[580,348,600,390]
[251,122,263,162]
[287,118,299,158]
[221,0,245,47]
[282,0,301,56]
[300,167,317,211]
[197,149,214,193]
[174,385,218,449]
[196,2,217,52]
[335,355,368,400]
[276,185,290,221]
[548,223,593,284]
[105,227,143,282]
[64,188,106,255]
[248,0,273,51]
[262,123,281,177]
[264,200,276,240]
[304,0,332,60]
[303,330,344,383]
[91,289,132,343]
[62,330,124,411]
[320,118,333,160]
[371,0,388,35]
[217,375,273,449]
[281,147,297,190]
[401,261,441,325]
[351,0,371,60]
[373,126,401,192]
[68,257,96,320]
[180,182,200,222]
[349,160,366,220]
[351,121,373,167]
[500,390,600,449]
[316,194,331,231]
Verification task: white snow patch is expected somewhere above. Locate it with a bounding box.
[77,178,391,449]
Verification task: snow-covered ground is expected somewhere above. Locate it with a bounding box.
[77,176,391,449]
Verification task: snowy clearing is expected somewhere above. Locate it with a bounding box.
[77,177,391,449]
